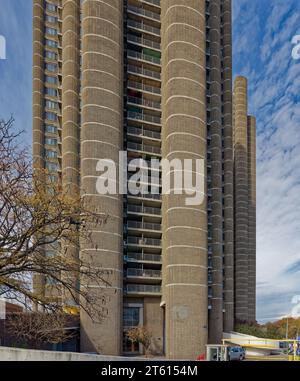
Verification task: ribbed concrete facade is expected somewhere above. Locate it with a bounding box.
[61,0,81,306]
[207,0,223,345]
[233,76,249,321]
[32,0,46,301]
[80,0,124,355]
[33,0,45,172]
[233,76,256,323]
[161,0,208,359]
[222,0,234,333]
[247,116,256,322]
[32,0,256,359]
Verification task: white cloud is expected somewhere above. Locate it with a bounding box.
[234,0,300,322]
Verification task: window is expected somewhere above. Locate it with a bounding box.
[45,27,57,36]
[46,149,57,158]
[45,75,57,85]
[45,39,58,48]
[45,63,57,72]
[48,174,57,183]
[46,3,57,12]
[46,100,58,109]
[45,137,57,146]
[46,162,58,172]
[45,15,57,24]
[45,124,57,133]
[45,50,57,60]
[45,87,57,97]
[45,111,57,121]
[123,307,140,328]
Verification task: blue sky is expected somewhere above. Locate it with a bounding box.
[1,0,300,323]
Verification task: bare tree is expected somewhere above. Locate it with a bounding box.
[0,118,111,321]
[126,326,153,356]
[6,312,76,348]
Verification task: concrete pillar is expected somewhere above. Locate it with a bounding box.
[207,0,223,344]
[32,0,45,301]
[222,0,234,332]
[80,0,124,355]
[61,0,81,306]
[161,0,208,359]
[33,0,45,172]
[247,116,256,322]
[233,76,249,322]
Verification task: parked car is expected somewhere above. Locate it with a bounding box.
[228,346,245,361]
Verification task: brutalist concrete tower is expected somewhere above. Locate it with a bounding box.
[33,0,256,358]
[233,76,249,322]
[233,76,256,323]
[247,116,256,323]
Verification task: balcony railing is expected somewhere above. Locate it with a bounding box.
[126,268,162,278]
[128,34,161,50]
[127,236,162,247]
[127,221,161,231]
[127,141,161,155]
[128,111,161,125]
[128,50,161,65]
[126,252,162,263]
[127,175,161,186]
[127,126,161,140]
[132,193,161,201]
[141,0,161,7]
[127,19,160,37]
[128,5,160,22]
[127,204,161,215]
[125,284,161,294]
[128,96,161,110]
[128,64,161,80]
[128,80,161,95]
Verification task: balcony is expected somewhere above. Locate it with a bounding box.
[127,125,161,140]
[127,236,162,248]
[127,19,160,37]
[127,204,161,216]
[127,220,162,232]
[125,284,161,295]
[128,34,161,51]
[127,96,161,111]
[130,193,161,202]
[126,268,162,279]
[140,0,161,8]
[127,5,160,22]
[128,64,161,80]
[128,80,161,95]
[128,50,161,66]
[127,141,161,155]
[127,111,161,125]
[127,175,161,187]
[126,252,162,263]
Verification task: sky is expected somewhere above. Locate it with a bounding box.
[0,0,300,323]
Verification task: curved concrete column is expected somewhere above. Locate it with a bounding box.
[32,0,45,301]
[233,76,249,322]
[80,0,124,355]
[247,116,256,322]
[222,0,234,332]
[33,0,45,172]
[207,0,223,344]
[61,0,81,306]
[161,0,208,359]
